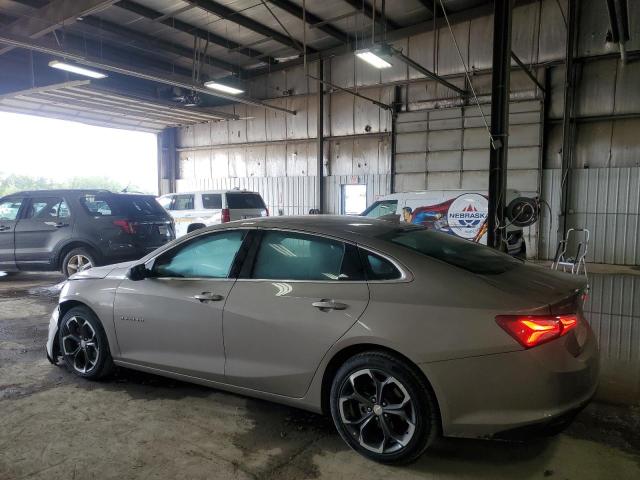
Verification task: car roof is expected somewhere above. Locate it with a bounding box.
[203,215,408,244]
[2,190,159,199]
[160,190,260,196]
[3,189,111,197]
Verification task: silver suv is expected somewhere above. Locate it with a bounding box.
[158,189,268,237]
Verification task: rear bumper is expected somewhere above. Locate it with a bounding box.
[421,322,599,438]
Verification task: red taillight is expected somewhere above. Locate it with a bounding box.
[113,219,136,234]
[221,208,231,223]
[496,314,578,348]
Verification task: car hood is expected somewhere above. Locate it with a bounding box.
[69,260,137,280]
[478,262,587,312]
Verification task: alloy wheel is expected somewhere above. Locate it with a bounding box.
[338,368,416,454]
[61,316,100,374]
[67,254,92,274]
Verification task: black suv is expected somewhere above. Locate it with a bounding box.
[0,190,175,277]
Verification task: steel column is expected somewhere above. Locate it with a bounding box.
[487,0,513,249]
[157,128,177,195]
[317,59,325,213]
[390,85,402,194]
[559,0,578,238]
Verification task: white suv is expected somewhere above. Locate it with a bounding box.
[158,190,268,237]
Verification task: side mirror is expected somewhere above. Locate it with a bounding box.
[128,262,153,281]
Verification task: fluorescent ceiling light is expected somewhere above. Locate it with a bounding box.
[355,49,392,69]
[204,81,244,95]
[48,60,107,79]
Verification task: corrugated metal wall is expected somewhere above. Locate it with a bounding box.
[171,0,640,265]
[394,99,543,257]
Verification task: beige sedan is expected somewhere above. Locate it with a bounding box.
[46,216,599,464]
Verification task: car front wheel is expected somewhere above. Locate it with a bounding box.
[330,351,439,464]
[58,306,113,379]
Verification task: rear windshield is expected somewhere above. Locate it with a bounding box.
[378,226,520,275]
[117,195,166,217]
[226,193,265,209]
[79,194,165,218]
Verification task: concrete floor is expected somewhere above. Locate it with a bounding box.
[1,272,639,480]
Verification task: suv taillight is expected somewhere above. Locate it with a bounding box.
[495,314,578,348]
[221,208,231,223]
[113,219,136,234]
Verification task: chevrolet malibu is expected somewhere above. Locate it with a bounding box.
[46,216,598,464]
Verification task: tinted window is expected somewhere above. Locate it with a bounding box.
[26,197,70,220]
[0,198,23,221]
[117,196,165,217]
[362,200,398,218]
[227,193,265,209]
[252,231,349,281]
[359,249,401,280]
[154,230,246,278]
[173,194,194,211]
[79,195,117,216]
[202,194,222,209]
[379,226,520,275]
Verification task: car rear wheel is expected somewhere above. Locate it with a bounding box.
[62,247,95,278]
[330,351,439,464]
[59,306,113,380]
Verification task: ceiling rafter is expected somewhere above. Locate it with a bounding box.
[266,0,350,45]
[0,0,118,55]
[183,0,316,54]
[114,0,278,66]
[77,16,243,76]
[341,0,399,31]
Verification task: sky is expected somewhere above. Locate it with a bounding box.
[0,112,158,194]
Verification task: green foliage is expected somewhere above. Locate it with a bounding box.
[0,173,147,196]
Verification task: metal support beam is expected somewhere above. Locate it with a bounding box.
[267,0,350,44]
[487,0,513,250]
[317,59,325,213]
[184,0,315,54]
[78,16,242,75]
[391,49,466,96]
[158,128,178,195]
[341,0,399,31]
[559,0,578,237]
[510,51,545,93]
[114,0,276,65]
[0,0,117,55]
[0,31,297,115]
[389,85,402,194]
[307,75,392,111]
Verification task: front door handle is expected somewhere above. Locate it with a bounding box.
[312,300,348,311]
[195,292,224,302]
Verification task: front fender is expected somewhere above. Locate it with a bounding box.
[58,278,122,358]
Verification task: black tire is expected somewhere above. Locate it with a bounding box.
[330,351,439,465]
[58,306,114,380]
[61,247,96,278]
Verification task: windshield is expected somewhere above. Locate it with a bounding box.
[117,195,166,217]
[362,200,398,217]
[378,226,520,275]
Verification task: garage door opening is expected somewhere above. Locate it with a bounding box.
[0,112,158,196]
[341,184,367,215]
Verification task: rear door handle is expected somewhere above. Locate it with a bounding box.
[195,292,224,302]
[0,225,10,231]
[312,300,348,311]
